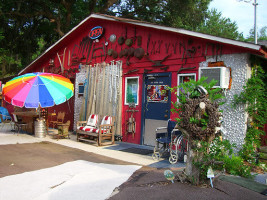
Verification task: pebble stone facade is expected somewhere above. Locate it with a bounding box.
[200,53,251,150]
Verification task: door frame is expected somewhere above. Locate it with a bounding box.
[140,72,172,145]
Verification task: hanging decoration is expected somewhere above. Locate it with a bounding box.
[125,102,138,138]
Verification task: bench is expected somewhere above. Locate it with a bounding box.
[76,114,115,146]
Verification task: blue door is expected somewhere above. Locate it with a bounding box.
[142,72,172,145]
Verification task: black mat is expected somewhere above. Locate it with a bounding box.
[219,175,267,194]
[119,147,154,155]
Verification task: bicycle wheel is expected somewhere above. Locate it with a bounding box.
[152,153,160,160]
[177,138,187,162]
[170,135,187,162]
[169,153,178,164]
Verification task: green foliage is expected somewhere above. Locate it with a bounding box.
[1,0,245,76]
[0,0,117,76]
[190,113,209,130]
[170,76,224,141]
[0,31,4,62]
[197,9,244,40]
[31,38,46,61]
[161,0,212,31]
[233,65,267,161]
[170,76,224,112]
[244,26,267,42]
[170,77,252,180]
[0,30,21,77]
[194,138,252,179]
[111,0,212,31]
[223,155,252,178]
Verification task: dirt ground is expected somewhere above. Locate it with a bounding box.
[0,141,134,178]
[0,141,265,200]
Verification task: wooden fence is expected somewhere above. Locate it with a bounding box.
[79,61,122,135]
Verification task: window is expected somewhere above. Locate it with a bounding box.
[78,83,85,97]
[177,73,196,101]
[125,77,139,105]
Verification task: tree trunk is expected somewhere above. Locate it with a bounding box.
[185,140,200,185]
[178,127,201,185]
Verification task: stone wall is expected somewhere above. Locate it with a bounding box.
[73,66,87,131]
[200,53,251,150]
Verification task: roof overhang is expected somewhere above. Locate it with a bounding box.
[92,14,261,50]
[20,13,265,75]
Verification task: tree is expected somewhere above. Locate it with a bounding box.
[0,0,119,77]
[110,0,212,31]
[233,64,267,161]
[170,77,252,184]
[1,0,246,77]
[162,0,212,31]
[245,26,267,42]
[170,77,224,184]
[197,9,244,40]
[0,30,22,77]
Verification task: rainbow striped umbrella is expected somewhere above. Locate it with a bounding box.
[2,72,74,108]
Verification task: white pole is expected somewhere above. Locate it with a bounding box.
[253,0,258,44]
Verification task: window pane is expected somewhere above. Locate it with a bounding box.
[78,84,84,94]
[126,78,138,105]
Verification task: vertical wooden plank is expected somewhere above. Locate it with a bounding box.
[108,62,114,116]
[117,61,123,136]
[86,65,92,118]
[95,64,100,114]
[103,64,110,116]
[99,62,106,116]
[91,63,100,114]
[87,65,96,115]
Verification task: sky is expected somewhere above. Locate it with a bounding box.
[209,0,267,38]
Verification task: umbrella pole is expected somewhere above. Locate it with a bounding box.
[37,107,41,119]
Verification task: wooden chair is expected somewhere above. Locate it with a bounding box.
[12,114,28,134]
[49,111,65,128]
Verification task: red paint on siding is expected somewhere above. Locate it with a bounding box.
[19,17,262,143]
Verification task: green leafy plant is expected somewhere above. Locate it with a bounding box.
[223,155,252,178]
[170,76,224,110]
[194,137,252,179]
[170,77,253,183]
[170,76,224,132]
[189,115,209,130]
[233,65,267,161]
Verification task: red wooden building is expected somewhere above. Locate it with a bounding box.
[16,14,267,147]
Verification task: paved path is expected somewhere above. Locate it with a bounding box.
[0,126,185,168]
[1,126,266,200]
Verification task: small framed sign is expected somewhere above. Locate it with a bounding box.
[89,26,104,40]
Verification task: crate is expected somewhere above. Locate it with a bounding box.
[56,120,70,139]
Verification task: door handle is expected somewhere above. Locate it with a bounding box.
[165,110,168,113]
[164,114,168,118]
